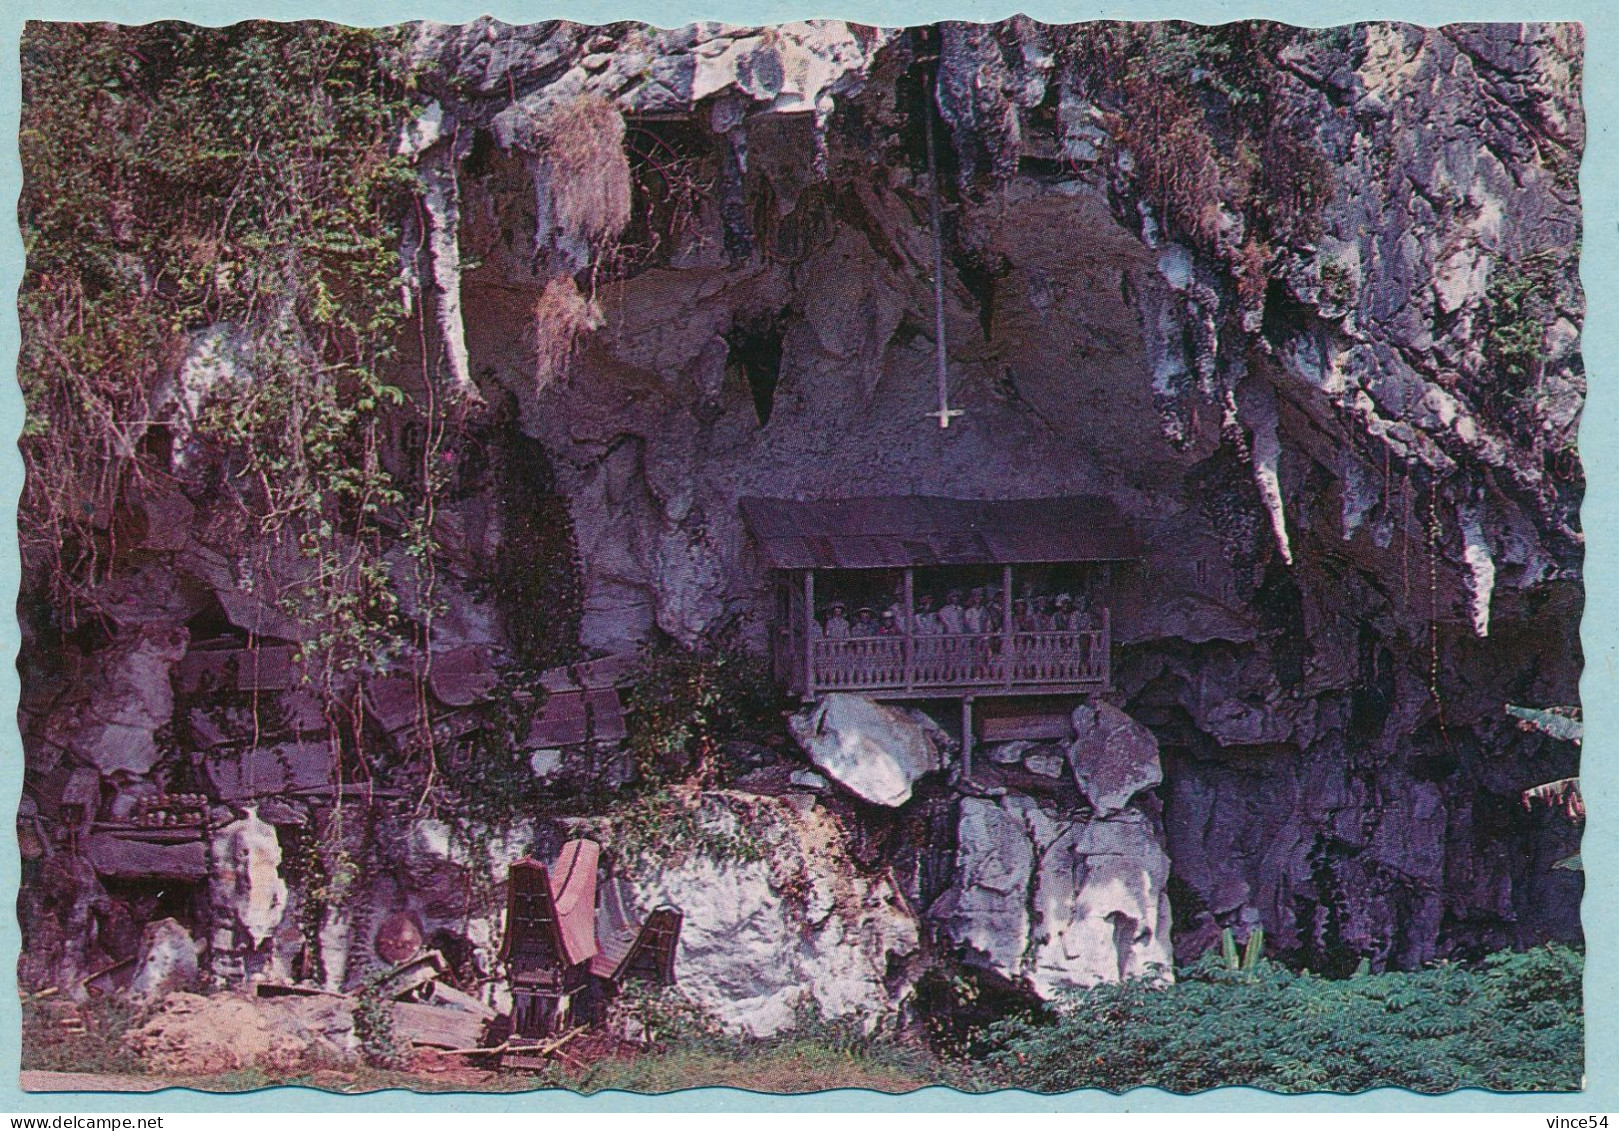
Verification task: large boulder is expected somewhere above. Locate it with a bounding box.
[787,694,942,807]
[931,792,1173,997]
[210,809,288,949]
[1066,701,1162,816]
[129,918,200,1002]
[603,793,921,1036]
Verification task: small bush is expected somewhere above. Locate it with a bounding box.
[591,789,768,872]
[977,943,1583,1094]
[352,981,409,1070]
[623,633,782,788]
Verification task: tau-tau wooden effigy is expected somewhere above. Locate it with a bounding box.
[498,839,681,1066]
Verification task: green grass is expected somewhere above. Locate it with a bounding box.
[524,1027,963,1095]
[21,996,148,1076]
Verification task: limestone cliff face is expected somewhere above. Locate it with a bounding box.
[16,20,1583,1001]
[410,19,1583,968]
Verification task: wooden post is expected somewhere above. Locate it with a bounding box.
[961,696,975,780]
[1102,605,1111,688]
[1001,563,1014,689]
[904,568,915,690]
[804,570,816,700]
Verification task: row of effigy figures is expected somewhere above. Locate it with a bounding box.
[815,585,1102,638]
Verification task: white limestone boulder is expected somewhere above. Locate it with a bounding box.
[931,793,1174,997]
[604,793,921,1036]
[210,808,288,948]
[788,693,942,807]
[129,918,200,1002]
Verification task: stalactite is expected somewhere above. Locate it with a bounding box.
[1458,497,1497,638]
[403,102,481,405]
[420,147,481,404]
[1243,384,1293,566]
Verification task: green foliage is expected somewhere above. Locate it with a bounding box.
[590,789,768,873]
[1484,252,1560,391]
[1217,926,1266,972]
[352,978,408,1069]
[537,990,957,1094]
[610,982,730,1047]
[20,22,429,686]
[1507,704,1583,744]
[977,944,1583,1094]
[436,670,551,833]
[623,634,782,787]
[282,811,363,984]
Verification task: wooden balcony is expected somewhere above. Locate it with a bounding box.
[785,620,1110,701]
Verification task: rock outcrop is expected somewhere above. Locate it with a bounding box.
[788,694,944,807]
[130,918,200,1002]
[932,795,1174,996]
[210,810,288,958]
[606,793,922,1035]
[1067,701,1163,816]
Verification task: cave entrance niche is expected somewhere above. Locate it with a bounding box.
[725,310,789,427]
[740,493,1140,770]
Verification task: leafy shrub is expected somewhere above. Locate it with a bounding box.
[623,633,782,787]
[590,789,768,872]
[20,22,428,686]
[977,944,1582,1094]
[352,979,409,1069]
[609,982,729,1047]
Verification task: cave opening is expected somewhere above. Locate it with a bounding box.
[726,312,789,427]
[488,418,584,671]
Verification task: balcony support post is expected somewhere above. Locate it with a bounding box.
[1002,564,1014,689]
[904,568,915,691]
[804,569,816,700]
[961,696,975,780]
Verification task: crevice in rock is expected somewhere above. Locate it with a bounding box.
[725,310,789,427]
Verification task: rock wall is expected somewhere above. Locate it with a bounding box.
[422,18,1583,969]
[16,18,1584,1009]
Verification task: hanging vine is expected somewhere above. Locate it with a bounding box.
[20,23,458,786]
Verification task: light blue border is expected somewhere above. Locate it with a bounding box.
[0,0,1611,1113]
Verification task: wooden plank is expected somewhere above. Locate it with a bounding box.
[86,834,208,879]
[980,714,1072,743]
[392,1001,486,1050]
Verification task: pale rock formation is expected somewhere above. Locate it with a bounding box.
[611,794,921,1035]
[788,693,943,807]
[211,808,288,949]
[931,794,1174,996]
[39,624,189,777]
[130,918,200,1002]
[1459,497,1497,637]
[1066,701,1163,816]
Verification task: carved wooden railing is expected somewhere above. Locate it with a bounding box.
[809,628,1108,695]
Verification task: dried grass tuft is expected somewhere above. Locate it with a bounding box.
[533,95,632,256]
[531,275,604,391]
